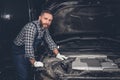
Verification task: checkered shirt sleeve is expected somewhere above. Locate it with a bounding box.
[24,23,37,58]
[45,29,57,50]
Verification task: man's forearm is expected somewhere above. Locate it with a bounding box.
[29,58,36,65]
[53,48,59,55]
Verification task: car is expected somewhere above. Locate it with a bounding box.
[34,0,120,80]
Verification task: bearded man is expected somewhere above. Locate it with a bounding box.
[12,10,67,80]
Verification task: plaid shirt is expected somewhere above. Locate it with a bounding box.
[14,20,57,58]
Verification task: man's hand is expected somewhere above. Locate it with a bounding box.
[29,58,44,67]
[33,61,44,67]
[56,53,68,60]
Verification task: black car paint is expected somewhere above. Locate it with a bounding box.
[46,0,120,36]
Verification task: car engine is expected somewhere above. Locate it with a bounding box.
[35,54,120,80]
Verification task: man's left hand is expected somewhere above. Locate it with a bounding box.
[56,53,68,60]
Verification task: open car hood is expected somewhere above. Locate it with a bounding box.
[46,0,120,36]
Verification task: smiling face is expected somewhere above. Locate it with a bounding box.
[39,13,53,29]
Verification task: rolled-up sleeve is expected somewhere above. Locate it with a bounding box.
[24,23,36,58]
[44,29,57,50]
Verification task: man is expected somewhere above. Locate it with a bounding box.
[12,10,68,80]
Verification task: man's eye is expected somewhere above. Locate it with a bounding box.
[44,18,47,20]
[49,20,52,22]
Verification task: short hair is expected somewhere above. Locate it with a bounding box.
[40,10,53,16]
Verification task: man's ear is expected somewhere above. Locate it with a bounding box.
[38,16,41,20]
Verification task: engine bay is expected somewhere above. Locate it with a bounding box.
[36,52,120,80]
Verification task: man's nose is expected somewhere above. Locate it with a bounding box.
[46,20,50,24]
[45,20,49,24]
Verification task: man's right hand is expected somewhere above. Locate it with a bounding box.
[29,58,44,67]
[33,61,44,67]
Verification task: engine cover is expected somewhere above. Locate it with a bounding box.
[71,55,118,70]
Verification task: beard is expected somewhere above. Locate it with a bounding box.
[40,20,50,29]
